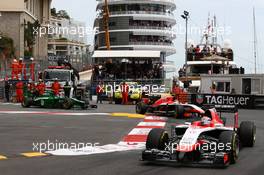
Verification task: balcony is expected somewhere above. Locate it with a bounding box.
[96,0,176,10]
[129,25,172,31]
[110,10,173,17]
[129,41,173,46]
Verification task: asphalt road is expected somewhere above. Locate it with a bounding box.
[0,103,263,175]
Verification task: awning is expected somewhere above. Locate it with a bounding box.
[92,50,161,58]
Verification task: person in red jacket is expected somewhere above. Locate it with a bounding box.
[18,58,26,80]
[121,82,129,105]
[11,59,19,80]
[96,82,104,104]
[16,79,24,103]
[51,79,61,96]
[36,79,46,96]
[28,79,36,93]
[29,57,35,81]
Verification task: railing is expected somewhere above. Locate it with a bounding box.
[129,25,173,31]
[129,41,173,46]
[98,10,174,17]
[96,0,175,4]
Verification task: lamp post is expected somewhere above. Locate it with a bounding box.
[181,11,189,88]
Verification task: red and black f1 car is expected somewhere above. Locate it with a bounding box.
[136,94,204,118]
[142,106,256,167]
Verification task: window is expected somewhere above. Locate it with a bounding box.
[110,37,117,42]
[109,22,116,27]
[213,81,231,93]
[252,79,261,94]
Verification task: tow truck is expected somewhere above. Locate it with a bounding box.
[43,66,79,98]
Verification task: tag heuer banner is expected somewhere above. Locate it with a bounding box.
[192,94,255,109]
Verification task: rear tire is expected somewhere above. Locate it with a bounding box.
[239,121,256,147]
[22,97,32,108]
[219,131,239,164]
[136,102,148,114]
[146,128,169,150]
[176,105,185,118]
[62,98,73,110]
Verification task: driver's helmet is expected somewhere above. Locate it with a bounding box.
[201,116,211,125]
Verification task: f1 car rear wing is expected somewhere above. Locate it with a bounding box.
[202,104,238,113]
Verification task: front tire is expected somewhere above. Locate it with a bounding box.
[22,97,32,108]
[62,98,73,110]
[136,102,148,114]
[239,121,256,147]
[146,128,169,150]
[219,131,239,164]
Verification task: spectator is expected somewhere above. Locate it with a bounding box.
[36,79,46,96]
[4,79,10,102]
[195,45,200,53]
[52,79,61,96]
[96,82,104,104]
[16,78,24,103]
[121,82,129,105]
[63,81,71,98]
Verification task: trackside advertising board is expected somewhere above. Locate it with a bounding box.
[192,94,255,109]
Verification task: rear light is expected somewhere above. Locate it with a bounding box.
[224,153,229,164]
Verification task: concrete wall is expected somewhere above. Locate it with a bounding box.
[0,0,24,11]
[0,12,24,57]
[0,0,52,58]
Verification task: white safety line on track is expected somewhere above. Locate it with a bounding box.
[47,116,168,156]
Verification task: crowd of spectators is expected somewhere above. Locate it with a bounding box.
[187,44,233,61]
[129,20,172,29]
[93,60,164,80]
[129,36,173,45]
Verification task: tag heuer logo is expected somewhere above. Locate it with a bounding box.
[196,95,204,104]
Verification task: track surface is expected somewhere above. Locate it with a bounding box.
[0,103,263,175]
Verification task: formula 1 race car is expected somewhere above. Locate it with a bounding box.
[22,90,97,110]
[136,94,205,118]
[142,106,256,167]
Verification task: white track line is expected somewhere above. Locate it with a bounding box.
[47,116,168,156]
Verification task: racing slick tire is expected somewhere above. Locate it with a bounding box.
[219,131,239,164]
[62,98,73,110]
[136,102,148,114]
[21,97,32,108]
[146,128,169,150]
[239,121,256,147]
[176,105,185,118]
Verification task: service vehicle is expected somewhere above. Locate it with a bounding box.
[43,66,79,98]
[114,82,142,104]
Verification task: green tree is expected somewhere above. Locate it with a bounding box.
[51,8,57,16]
[24,21,40,57]
[57,10,70,19]
[0,35,15,58]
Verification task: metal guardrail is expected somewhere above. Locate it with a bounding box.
[129,41,173,46]
[97,10,174,18]
[130,25,173,31]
